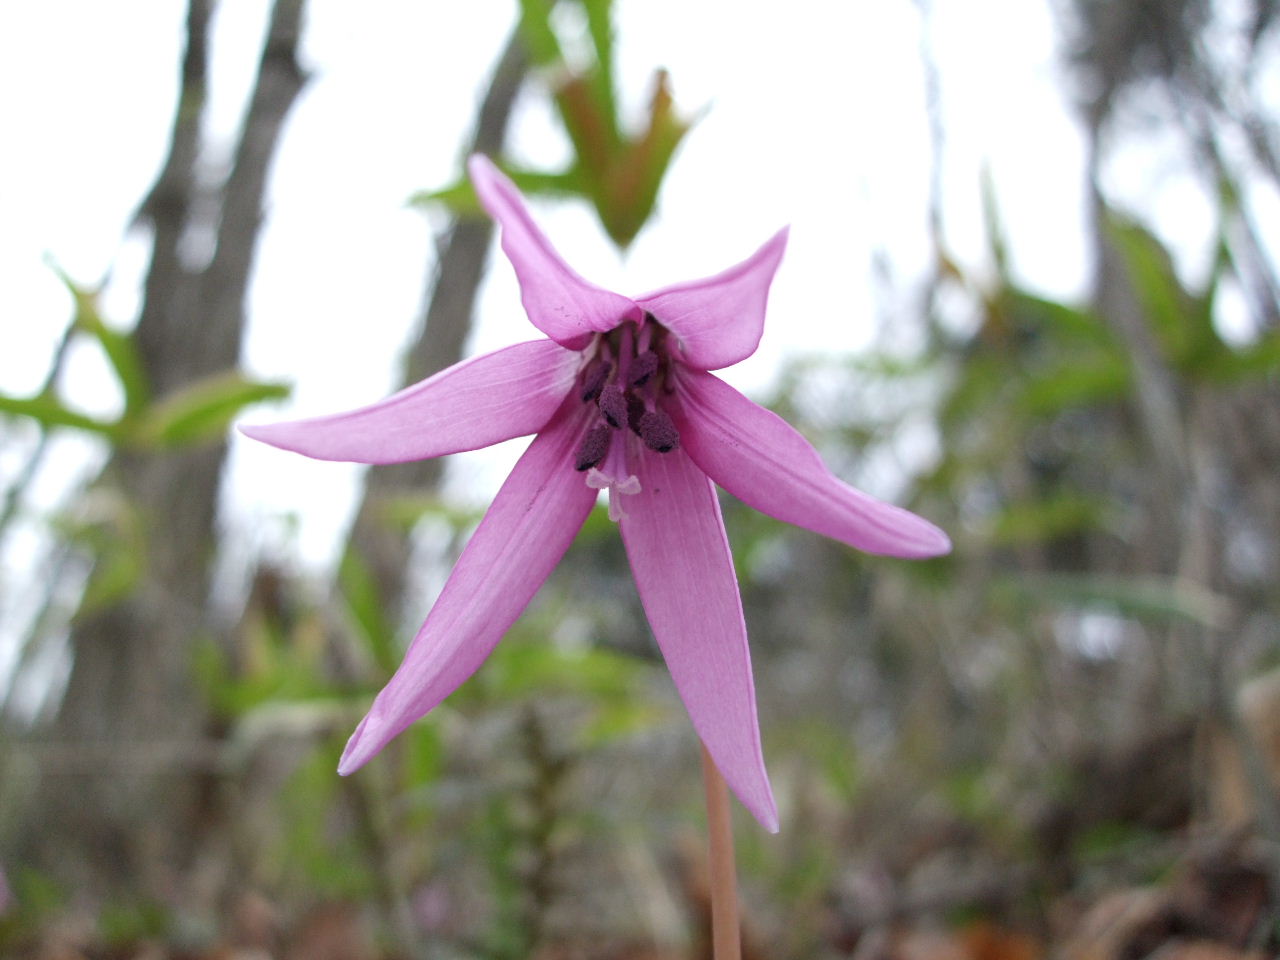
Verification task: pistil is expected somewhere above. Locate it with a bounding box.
[585,435,641,521]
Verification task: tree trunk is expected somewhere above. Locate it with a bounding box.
[346,29,529,621]
[17,0,307,903]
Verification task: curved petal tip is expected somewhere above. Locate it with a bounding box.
[762,808,780,834]
[467,154,639,344]
[674,370,954,559]
[918,523,952,558]
[635,226,790,370]
[337,713,376,776]
[237,421,298,451]
[872,505,953,559]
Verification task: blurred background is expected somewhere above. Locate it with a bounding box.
[1,1,1279,957]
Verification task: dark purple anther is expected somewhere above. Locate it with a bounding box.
[580,359,613,402]
[628,351,659,387]
[598,383,628,429]
[574,423,612,471]
[638,408,680,453]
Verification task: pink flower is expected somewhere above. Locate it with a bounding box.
[242,155,950,832]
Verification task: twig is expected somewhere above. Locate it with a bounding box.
[701,742,741,960]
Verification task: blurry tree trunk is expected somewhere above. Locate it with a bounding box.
[19,0,307,902]
[1068,0,1280,896]
[346,28,529,619]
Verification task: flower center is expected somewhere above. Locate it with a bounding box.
[572,316,680,516]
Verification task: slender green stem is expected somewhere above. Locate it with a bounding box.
[700,741,741,960]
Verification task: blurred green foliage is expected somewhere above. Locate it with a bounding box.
[4,0,1279,953]
[413,0,693,247]
[0,265,288,449]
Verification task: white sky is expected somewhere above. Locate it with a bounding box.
[2,0,1101,628]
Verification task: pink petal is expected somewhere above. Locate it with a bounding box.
[618,438,778,832]
[468,155,641,347]
[673,370,952,558]
[240,340,579,464]
[635,227,788,370]
[338,399,597,774]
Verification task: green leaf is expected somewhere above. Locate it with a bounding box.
[599,69,693,246]
[210,611,345,716]
[130,370,289,449]
[338,548,399,673]
[409,166,582,215]
[79,537,144,613]
[1017,353,1130,415]
[1107,214,1203,368]
[988,494,1109,545]
[46,257,150,413]
[1005,289,1113,345]
[377,493,481,531]
[581,699,666,747]
[481,638,644,702]
[0,393,119,436]
[278,743,375,898]
[1201,329,1280,382]
[938,353,1011,430]
[581,0,619,129]
[981,165,1009,278]
[997,572,1233,628]
[402,719,445,788]
[516,0,620,179]
[553,72,620,180]
[516,0,563,68]
[56,492,145,615]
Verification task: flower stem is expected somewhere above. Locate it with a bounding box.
[700,741,741,960]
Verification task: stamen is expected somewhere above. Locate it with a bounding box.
[598,383,628,429]
[638,408,680,453]
[579,359,612,402]
[628,351,658,387]
[572,315,679,481]
[574,423,612,471]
